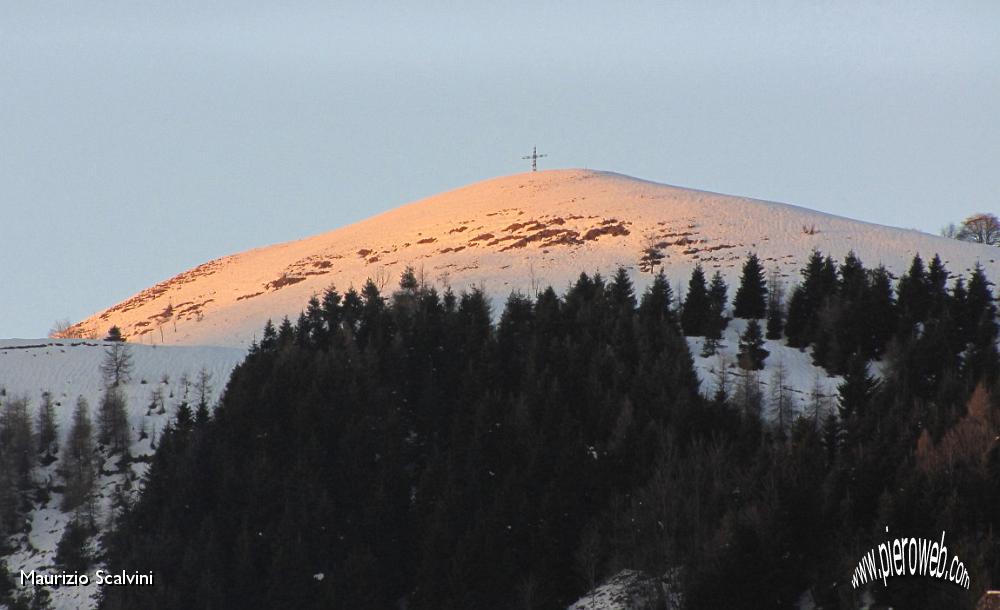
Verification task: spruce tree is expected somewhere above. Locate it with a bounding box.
[765,268,784,340]
[681,264,710,336]
[966,264,999,384]
[951,277,970,343]
[98,387,130,455]
[733,253,768,319]
[786,250,835,347]
[863,265,897,357]
[769,360,791,436]
[195,367,213,412]
[321,285,343,336]
[104,325,125,342]
[175,402,194,433]
[638,238,665,274]
[638,271,676,325]
[838,251,866,299]
[36,391,58,463]
[927,254,949,308]
[276,316,295,347]
[260,319,277,351]
[737,320,768,370]
[700,272,729,356]
[294,312,311,348]
[608,267,637,311]
[305,294,325,346]
[60,397,96,513]
[56,518,94,571]
[100,340,133,388]
[836,353,880,444]
[0,397,35,489]
[896,254,930,332]
[821,411,840,466]
[707,271,729,329]
[784,285,809,347]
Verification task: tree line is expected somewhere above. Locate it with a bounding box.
[96,250,1000,609]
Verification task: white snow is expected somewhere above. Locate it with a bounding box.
[64,169,1000,348]
[568,569,681,610]
[0,339,243,610]
[691,318,842,419]
[7,169,998,608]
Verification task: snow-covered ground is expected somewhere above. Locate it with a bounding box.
[0,324,836,610]
[568,569,682,610]
[691,318,842,418]
[7,169,995,609]
[65,169,1000,348]
[0,339,244,610]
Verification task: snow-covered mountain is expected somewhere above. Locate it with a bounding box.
[66,169,1000,348]
[7,169,999,610]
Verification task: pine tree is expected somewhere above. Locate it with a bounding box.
[147,386,165,416]
[98,387,130,455]
[260,319,277,351]
[927,254,949,309]
[951,277,970,343]
[104,325,125,342]
[55,518,94,571]
[608,267,637,311]
[195,367,213,412]
[638,271,676,325]
[785,250,837,347]
[821,411,840,466]
[967,263,994,325]
[765,268,784,340]
[175,402,194,433]
[708,271,728,315]
[735,368,763,417]
[966,264,999,384]
[0,397,35,489]
[321,285,343,337]
[681,264,710,336]
[100,340,133,388]
[733,253,768,319]
[863,265,897,357]
[276,316,295,347]
[36,391,58,463]
[837,353,880,442]
[294,312,311,349]
[838,251,866,299]
[305,294,326,347]
[737,320,768,370]
[784,285,809,347]
[60,397,96,514]
[638,235,665,274]
[897,254,930,332]
[701,271,729,355]
[398,265,419,292]
[769,360,792,436]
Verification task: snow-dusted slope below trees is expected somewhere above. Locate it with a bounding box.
[66,170,1000,348]
[0,340,244,610]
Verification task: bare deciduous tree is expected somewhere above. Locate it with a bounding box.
[638,233,665,274]
[770,360,792,437]
[49,319,76,339]
[955,213,1000,246]
[101,341,133,388]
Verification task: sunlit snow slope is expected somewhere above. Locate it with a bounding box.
[68,169,1000,347]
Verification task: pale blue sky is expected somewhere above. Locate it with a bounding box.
[2,1,998,338]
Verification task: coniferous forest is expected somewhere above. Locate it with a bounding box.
[96,252,1000,610]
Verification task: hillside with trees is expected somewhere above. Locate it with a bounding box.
[96,252,1000,609]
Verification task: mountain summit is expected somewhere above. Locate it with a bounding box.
[68,169,999,347]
